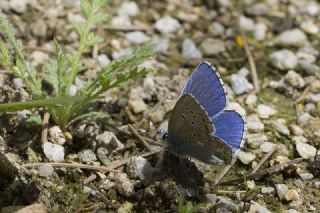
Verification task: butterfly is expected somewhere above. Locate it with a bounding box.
[162,62,245,164]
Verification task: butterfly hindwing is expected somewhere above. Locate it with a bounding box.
[168,94,232,163]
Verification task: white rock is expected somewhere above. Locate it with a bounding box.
[283,209,301,213]
[292,136,308,144]
[96,131,124,151]
[9,0,27,13]
[150,107,165,123]
[129,99,147,114]
[111,15,131,27]
[285,190,300,201]
[227,102,246,116]
[296,141,316,160]
[78,149,97,163]
[112,48,133,59]
[304,2,319,16]
[43,142,65,162]
[118,1,139,17]
[260,142,276,153]
[310,93,320,102]
[246,180,256,189]
[257,104,277,119]
[69,85,78,96]
[182,39,202,58]
[32,51,49,66]
[97,54,110,67]
[239,16,255,31]
[211,22,225,36]
[270,50,298,70]
[284,70,305,88]
[143,76,155,93]
[247,115,264,132]
[300,20,319,35]
[126,156,155,180]
[155,16,181,34]
[261,186,275,194]
[246,94,257,106]
[276,29,307,46]
[275,184,288,200]
[49,126,66,145]
[229,73,254,95]
[67,14,85,23]
[297,113,313,124]
[153,38,170,53]
[254,23,267,41]
[237,150,256,164]
[299,173,314,180]
[299,60,320,75]
[200,38,225,56]
[247,133,268,148]
[289,124,304,136]
[125,31,150,44]
[13,78,24,89]
[38,164,54,177]
[115,173,134,197]
[248,201,271,213]
[272,120,290,135]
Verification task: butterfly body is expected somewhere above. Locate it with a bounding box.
[166,62,245,164]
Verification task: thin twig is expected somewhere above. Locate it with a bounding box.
[250,144,278,175]
[23,162,120,173]
[242,34,260,93]
[214,157,237,186]
[88,183,118,209]
[220,158,303,185]
[83,174,97,185]
[295,84,311,103]
[216,190,246,195]
[101,25,153,32]
[0,69,12,75]
[128,124,151,151]
[41,111,50,144]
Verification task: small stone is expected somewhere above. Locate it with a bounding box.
[205,194,217,206]
[299,173,314,180]
[31,51,49,66]
[296,141,316,160]
[96,131,124,151]
[97,54,110,67]
[276,29,307,46]
[289,124,304,136]
[299,60,320,75]
[246,94,257,106]
[49,126,66,145]
[248,201,271,213]
[285,190,300,201]
[246,180,256,189]
[229,73,253,95]
[155,16,181,34]
[118,1,139,17]
[239,16,255,31]
[237,150,256,165]
[125,31,150,44]
[211,22,225,36]
[115,173,134,197]
[257,104,277,119]
[272,120,290,136]
[13,78,24,89]
[284,70,305,88]
[143,76,155,94]
[9,0,26,13]
[182,39,202,58]
[283,209,300,213]
[247,133,268,148]
[43,142,65,162]
[118,202,133,213]
[275,184,288,200]
[297,113,313,124]
[111,15,131,27]
[129,99,148,114]
[247,115,264,132]
[270,50,298,70]
[304,1,319,16]
[215,196,239,212]
[97,147,110,166]
[164,100,176,113]
[200,38,225,56]
[112,48,133,59]
[247,3,269,16]
[292,136,308,144]
[67,13,85,23]
[260,142,276,153]
[78,149,97,163]
[69,85,78,96]
[300,20,319,35]
[126,156,155,180]
[254,23,267,41]
[153,38,170,53]
[38,164,54,177]
[261,186,275,194]
[150,107,165,123]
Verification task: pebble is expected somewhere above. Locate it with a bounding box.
[257,104,277,119]
[118,1,139,17]
[247,3,269,16]
[272,120,290,135]
[261,186,275,194]
[200,38,225,56]
[239,15,255,31]
[246,180,256,189]
[289,124,304,136]
[97,54,110,67]
[155,16,181,34]
[299,173,314,180]
[96,131,124,151]
[78,149,97,163]
[297,113,313,124]
[31,51,49,66]
[126,156,155,180]
[275,184,288,200]
[247,133,268,148]
[300,20,319,35]
[254,23,267,41]
[13,78,24,89]
[284,70,305,88]
[43,142,65,162]
[276,29,307,46]
[125,31,150,44]
[248,201,271,213]
[97,147,110,166]
[143,76,155,94]
[299,60,320,75]
[9,0,26,13]
[296,141,317,160]
[211,22,225,36]
[111,15,131,27]
[245,94,257,106]
[237,150,256,165]
[49,126,66,145]
[38,164,54,177]
[129,99,148,114]
[285,190,300,201]
[215,196,239,212]
[303,1,319,16]
[229,73,253,95]
[112,48,133,59]
[247,115,265,132]
[150,107,165,123]
[283,210,300,213]
[153,38,170,53]
[260,142,276,153]
[181,39,202,58]
[205,193,217,206]
[118,202,133,213]
[115,173,135,197]
[270,50,298,70]
[292,135,308,144]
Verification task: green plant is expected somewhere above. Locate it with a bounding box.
[0,0,154,128]
[178,197,202,213]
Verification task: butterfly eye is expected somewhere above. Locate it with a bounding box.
[180,114,186,119]
[193,115,196,119]
[191,121,195,125]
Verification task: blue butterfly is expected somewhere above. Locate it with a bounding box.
[163,62,245,164]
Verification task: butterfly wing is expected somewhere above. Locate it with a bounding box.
[212,111,245,149]
[181,62,227,118]
[168,94,232,163]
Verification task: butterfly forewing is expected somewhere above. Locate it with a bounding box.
[168,94,232,163]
